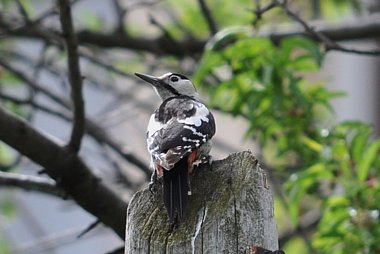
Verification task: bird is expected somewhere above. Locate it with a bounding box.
[135,72,216,224]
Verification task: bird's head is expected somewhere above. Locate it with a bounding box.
[135,72,198,101]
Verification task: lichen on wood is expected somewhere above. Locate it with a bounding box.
[125,151,279,253]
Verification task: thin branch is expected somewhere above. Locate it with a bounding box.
[0,53,149,175]
[198,0,218,35]
[0,105,127,238]
[2,8,380,56]
[252,0,278,26]
[112,0,127,33]
[0,171,65,197]
[0,91,150,177]
[58,0,85,152]
[273,0,380,56]
[0,58,71,109]
[15,0,31,23]
[77,219,101,238]
[79,50,135,79]
[0,91,71,120]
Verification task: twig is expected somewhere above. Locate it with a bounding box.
[105,246,124,254]
[252,0,278,26]
[198,0,218,35]
[15,0,31,23]
[0,171,65,197]
[77,219,101,238]
[0,92,71,120]
[275,0,380,56]
[0,105,127,239]
[79,50,135,79]
[0,58,71,109]
[0,91,150,177]
[112,0,127,33]
[2,7,380,56]
[149,15,176,42]
[58,0,85,152]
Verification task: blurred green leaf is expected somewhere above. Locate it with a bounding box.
[0,71,22,86]
[357,140,380,182]
[80,10,104,31]
[351,125,371,163]
[0,143,12,165]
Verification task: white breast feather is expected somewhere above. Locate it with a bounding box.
[147,113,163,137]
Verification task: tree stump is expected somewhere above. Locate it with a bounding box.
[125,151,279,253]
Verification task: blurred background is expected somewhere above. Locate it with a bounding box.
[0,0,379,253]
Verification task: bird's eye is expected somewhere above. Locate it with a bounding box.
[170,76,179,82]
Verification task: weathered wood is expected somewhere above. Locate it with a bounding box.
[125,151,279,253]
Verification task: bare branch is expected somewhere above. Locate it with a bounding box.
[0,106,127,238]
[0,91,150,177]
[15,0,30,22]
[252,0,278,26]
[0,171,65,197]
[112,0,127,33]
[2,7,380,56]
[198,0,218,35]
[77,219,101,238]
[0,52,149,174]
[271,0,380,56]
[0,92,67,119]
[58,0,85,152]
[0,58,71,109]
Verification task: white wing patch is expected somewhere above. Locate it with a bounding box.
[177,103,210,127]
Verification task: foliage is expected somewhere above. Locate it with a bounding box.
[195,27,379,254]
[195,34,339,165]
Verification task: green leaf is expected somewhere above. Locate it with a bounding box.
[80,10,104,31]
[0,143,12,164]
[205,26,250,51]
[0,71,22,86]
[301,135,323,153]
[357,139,380,182]
[0,198,16,218]
[351,125,371,163]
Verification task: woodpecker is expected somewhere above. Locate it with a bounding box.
[135,72,216,224]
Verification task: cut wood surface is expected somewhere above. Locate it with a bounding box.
[125,151,279,253]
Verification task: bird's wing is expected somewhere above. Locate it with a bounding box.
[147,103,215,169]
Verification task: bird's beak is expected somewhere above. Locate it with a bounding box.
[135,72,161,87]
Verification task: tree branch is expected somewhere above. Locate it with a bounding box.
[0,58,71,109]
[0,106,127,239]
[0,60,150,176]
[0,171,65,197]
[277,1,380,55]
[2,9,380,56]
[58,0,85,152]
[198,0,218,35]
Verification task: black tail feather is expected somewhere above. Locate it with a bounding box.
[163,157,189,224]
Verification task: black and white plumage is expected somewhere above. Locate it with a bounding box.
[135,72,216,224]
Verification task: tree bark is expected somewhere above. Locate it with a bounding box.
[125,151,279,253]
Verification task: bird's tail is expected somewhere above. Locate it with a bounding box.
[163,156,189,224]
